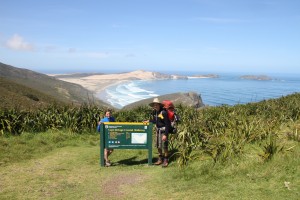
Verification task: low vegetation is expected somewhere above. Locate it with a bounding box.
[1,93,300,199]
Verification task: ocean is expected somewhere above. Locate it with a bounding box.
[98,72,300,109]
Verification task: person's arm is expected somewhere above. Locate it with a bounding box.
[97,119,102,132]
[149,110,156,123]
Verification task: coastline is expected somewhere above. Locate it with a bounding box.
[51,70,214,94]
[51,73,142,94]
[49,71,300,108]
[95,79,132,105]
[51,70,180,97]
[49,70,221,108]
[55,77,114,93]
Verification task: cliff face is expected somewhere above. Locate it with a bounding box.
[122,91,204,110]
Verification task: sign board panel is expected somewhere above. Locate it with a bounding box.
[100,122,152,166]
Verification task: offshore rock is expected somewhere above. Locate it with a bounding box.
[240,75,272,81]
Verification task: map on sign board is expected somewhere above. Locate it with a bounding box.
[131,133,147,144]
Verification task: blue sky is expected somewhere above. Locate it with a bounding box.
[0,0,300,74]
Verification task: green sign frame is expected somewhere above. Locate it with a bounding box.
[100,122,153,167]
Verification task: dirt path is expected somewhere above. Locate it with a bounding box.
[102,173,148,198]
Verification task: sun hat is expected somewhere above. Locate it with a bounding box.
[149,97,162,107]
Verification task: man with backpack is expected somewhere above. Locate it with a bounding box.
[148,98,172,167]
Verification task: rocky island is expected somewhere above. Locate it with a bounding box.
[240,75,272,81]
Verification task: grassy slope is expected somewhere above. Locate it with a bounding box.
[0,131,299,200]
[0,77,66,110]
[0,62,110,107]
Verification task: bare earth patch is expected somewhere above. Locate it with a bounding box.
[102,172,147,198]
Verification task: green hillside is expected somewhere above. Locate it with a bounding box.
[0,62,111,109]
[0,77,66,110]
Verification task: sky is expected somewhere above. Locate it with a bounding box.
[0,0,300,74]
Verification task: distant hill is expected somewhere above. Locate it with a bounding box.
[0,62,111,109]
[122,92,205,110]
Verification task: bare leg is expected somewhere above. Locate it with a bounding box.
[104,148,113,166]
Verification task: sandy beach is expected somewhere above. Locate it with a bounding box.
[52,70,165,94]
[51,70,213,97]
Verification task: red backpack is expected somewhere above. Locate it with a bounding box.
[162,100,180,134]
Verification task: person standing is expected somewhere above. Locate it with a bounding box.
[97,110,115,167]
[148,98,171,167]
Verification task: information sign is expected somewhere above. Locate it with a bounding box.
[100,122,153,166]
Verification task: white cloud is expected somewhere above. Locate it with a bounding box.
[5,34,35,51]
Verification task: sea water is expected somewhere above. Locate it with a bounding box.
[99,72,300,108]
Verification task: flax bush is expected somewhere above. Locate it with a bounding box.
[1,93,300,169]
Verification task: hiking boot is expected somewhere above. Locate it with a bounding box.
[105,160,111,167]
[154,157,163,165]
[162,158,168,168]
